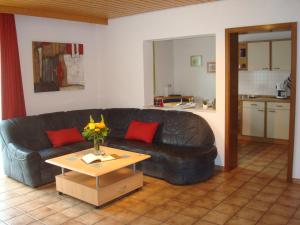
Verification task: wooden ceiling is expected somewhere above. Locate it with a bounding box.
[0,0,218,25]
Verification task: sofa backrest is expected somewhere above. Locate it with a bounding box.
[132,109,214,147]
[0,112,67,151]
[0,108,215,151]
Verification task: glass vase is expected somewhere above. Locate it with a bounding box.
[94,138,105,155]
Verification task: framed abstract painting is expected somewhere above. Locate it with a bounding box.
[32,41,85,92]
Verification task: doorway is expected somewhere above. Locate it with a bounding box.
[225,22,297,182]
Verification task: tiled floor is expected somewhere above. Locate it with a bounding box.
[0,142,300,225]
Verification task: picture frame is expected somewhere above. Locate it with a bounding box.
[32,41,85,93]
[207,62,216,73]
[190,55,202,67]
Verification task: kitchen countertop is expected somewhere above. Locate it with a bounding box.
[239,95,290,103]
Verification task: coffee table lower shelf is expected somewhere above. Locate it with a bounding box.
[55,168,143,207]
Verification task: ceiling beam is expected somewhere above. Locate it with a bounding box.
[0,5,108,25]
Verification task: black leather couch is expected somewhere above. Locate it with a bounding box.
[0,108,217,187]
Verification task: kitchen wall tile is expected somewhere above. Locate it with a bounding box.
[239,70,290,96]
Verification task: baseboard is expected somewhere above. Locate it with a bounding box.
[293,178,300,184]
[215,165,225,171]
[238,135,289,145]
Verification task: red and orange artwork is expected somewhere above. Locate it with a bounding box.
[32,41,84,92]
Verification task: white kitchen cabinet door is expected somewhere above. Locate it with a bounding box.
[272,40,291,71]
[242,102,265,137]
[267,105,290,140]
[247,41,270,71]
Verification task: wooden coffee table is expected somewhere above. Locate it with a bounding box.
[46,146,150,208]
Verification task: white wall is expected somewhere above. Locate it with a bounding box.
[15,15,104,115]
[154,36,216,101]
[173,36,216,102]
[154,40,174,96]
[99,0,300,178]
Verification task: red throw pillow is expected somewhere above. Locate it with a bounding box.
[125,120,159,144]
[46,128,84,148]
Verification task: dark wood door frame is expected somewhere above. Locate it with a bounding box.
[225,22,297,182]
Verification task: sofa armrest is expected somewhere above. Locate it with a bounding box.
[7,143,41,161]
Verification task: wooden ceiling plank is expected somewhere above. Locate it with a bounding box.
[0,0,218,24]
[0,5,108,24]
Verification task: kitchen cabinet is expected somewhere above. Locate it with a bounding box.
[247,41,270,71]
[267,102,290,140]
[272,40,291,71]
[242,101,265,137]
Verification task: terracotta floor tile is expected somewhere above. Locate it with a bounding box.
[215,185,237,195]
[42,213,71,225]
[94,217,125,225]
[161,200,187,213]
[194,197,220,209]
[126,201,155,214]
[282,189,300,199]
[194,220,217,225]
[0,207,24,221]
[288,218,300,225]
[112,209,140,224]
[261,186,284,195]
[174,192,197,204]
[243,182,265,192]
[6,214,36,225]
[268,204,296,218]
[246,200,272,212]
[276,196,300,208]
[1,142,298,225]
[202,210,232,225]
[47,200,74,211]
[165,213,197,225]
[143,194,170,206]
[224,196,249,207]
[231,189,257,199]
[62,204,91,218]
[144,206,176,222]
[75,212,105,225]
[269,179,289,189]
[94,205,124,218]
[180,205,209,218]
[254,192,280,203]
[294,208,300,219]
[28,206,57,220]
[225,216,256,225]
[28,221,45,225]
[224,179,245,188]
[207,191,229,202]
[188,187,208,197]
[62,220,86,225]
[236,207,263,222]
[196,182,219,191]
[260,213,289,225]
[214,203,240,215]
[129,216,161,225]
[158,188,182,198]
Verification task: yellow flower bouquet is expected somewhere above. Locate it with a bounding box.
[82,115,109,154]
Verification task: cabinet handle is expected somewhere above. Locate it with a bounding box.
[257,110,264,112]
[276,105,283,107]
[262,68,269,70]
[268,110,276,113]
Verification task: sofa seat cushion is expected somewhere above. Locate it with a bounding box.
[105,137,217,165]
[39,141,93,161]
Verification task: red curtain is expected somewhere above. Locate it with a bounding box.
[0,13,26,120]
